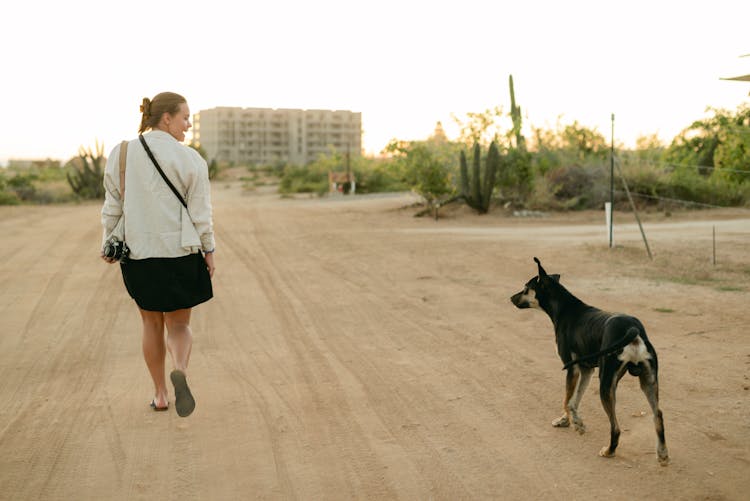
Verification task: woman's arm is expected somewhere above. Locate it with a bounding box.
[185,152,215,253]
[101,143,124,262]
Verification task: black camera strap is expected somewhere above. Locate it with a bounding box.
[138,134,188,209]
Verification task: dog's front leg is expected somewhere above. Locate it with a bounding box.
[552,368,579,428]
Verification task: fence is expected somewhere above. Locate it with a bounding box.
[603,153,750,265]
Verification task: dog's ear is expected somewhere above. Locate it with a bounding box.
[549,274,560,283]
[533,257,548,278]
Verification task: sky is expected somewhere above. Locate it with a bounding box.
[1,0,749,165]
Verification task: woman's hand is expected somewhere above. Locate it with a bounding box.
[204,252,215,278]
[101,252,117,264]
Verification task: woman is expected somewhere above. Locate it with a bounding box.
[101,92,216,418]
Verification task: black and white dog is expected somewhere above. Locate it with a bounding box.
[510,257,669,465]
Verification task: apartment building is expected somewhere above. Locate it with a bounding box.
[193,107,362,166]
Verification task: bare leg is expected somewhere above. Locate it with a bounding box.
[139,308,168,408]
[165,308,193,372]
[165,308,195,417]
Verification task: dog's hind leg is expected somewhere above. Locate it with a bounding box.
[598,359,627,458]
[568,367,593,434]
[638,362,669,466]
[552,368,579,428]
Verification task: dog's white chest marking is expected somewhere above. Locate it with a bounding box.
[618,336,651,364]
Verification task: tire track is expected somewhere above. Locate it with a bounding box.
[237,212,473,497]
[244,203,579,496]
[215,217,401,499]
[0,219,126,498]
[202,250,298,499]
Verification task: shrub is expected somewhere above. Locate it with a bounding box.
[668,167,748,207]
[542,164,608,210]
[278,164,329,195]
[354,161,407,194]
[7,173,38,201]
[615,161,749,209]
[0,190,20,205]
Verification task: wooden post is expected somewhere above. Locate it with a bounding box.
[609,114,615,248]
[615,160,652,260]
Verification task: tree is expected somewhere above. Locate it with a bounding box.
[451,106,505,146]
[384,139,456,208]
[714,125,750,183]
[663,104,750,179]
[559,121,608,162]
[633,133,665,164]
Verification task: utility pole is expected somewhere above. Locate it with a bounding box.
[609,113,615,248]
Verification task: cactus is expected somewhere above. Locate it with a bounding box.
[459,147,470,197]
[484,142,500,206]
[503,75,533,201]
[471,142,482,205]
[509,74,525,150]
[459,142,500,214]
[66,140,106,199]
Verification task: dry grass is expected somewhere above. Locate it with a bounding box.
[586,240,750,292]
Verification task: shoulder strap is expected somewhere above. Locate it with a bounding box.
[118,140,128,199]
[138,134,188,208]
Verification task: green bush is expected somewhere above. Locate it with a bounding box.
[527,164,608,210]
[33,165,68,183]
[615,162,749,209]
[498,147,533,201]
[525,155,750,211]
[7,173,38,201]
[278,151,409,196]
[354,161,407,194]
[278,164,329,195]
[527,175,582,210]
[668,167,748,207]
[616,163,668,208]
[0,190,20,205]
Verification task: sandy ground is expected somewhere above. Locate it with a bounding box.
[1,183,749,500]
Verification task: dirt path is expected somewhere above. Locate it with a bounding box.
[1,185,748,500]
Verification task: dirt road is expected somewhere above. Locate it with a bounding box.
[1,185,748,500]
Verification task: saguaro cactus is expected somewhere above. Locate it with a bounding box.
[459,142,499,214]
[509,74,525,150]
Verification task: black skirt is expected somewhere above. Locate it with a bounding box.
[121,253,213,312]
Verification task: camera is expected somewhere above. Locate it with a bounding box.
[103,239,129,261]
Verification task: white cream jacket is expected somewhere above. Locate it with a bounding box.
[101,130,215,259]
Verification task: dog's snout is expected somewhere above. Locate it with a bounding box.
[510,291,526,308]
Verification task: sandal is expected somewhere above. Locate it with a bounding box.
[150,399,169,412]
[170,370,195,417]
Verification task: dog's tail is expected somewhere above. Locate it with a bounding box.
[562,326,641,370]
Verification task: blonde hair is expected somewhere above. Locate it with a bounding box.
[138,92,187,133]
